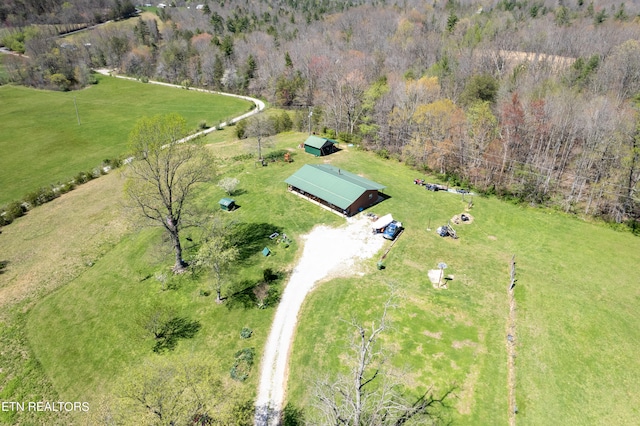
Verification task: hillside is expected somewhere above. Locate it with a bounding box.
[1,0,640,424]
[1,127,639,424]
[2,0,639,229]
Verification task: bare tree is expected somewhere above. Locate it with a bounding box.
[244,114,275,162]
[125,113,215,273]
[117,357,253,425]
[313,295,454,425]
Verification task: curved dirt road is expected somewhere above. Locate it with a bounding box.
[255,216,384,425]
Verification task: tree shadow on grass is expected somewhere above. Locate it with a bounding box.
[153,317,201,353]
[230,222,281,261]
[0,260,8,275]
[226,272,284,311]
[282,402,306,426]
[226,280,259,310]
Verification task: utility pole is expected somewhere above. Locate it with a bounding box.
[308,106,312,134]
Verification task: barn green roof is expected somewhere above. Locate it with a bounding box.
[285,164,385,210]
[304,135,337,149]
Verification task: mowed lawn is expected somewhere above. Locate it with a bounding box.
[0,74,253,205]
[4,130,640,424]
[281,148,640,424]
[20,132,341,423]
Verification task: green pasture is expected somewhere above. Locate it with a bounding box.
[21,131,340,422]
[1,128,639,424]
[286,150,640,424]
[0,74,252,205]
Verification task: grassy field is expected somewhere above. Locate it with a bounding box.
[1,127,640,424]
[286,151,640,424]
[0,73,253,205]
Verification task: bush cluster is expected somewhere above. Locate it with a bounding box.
[240,327,253,339]
[263,149,291,162]
[230,347,255,381]
[0,158,123,227]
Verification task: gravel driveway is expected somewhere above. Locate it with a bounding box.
[255,215,385,425]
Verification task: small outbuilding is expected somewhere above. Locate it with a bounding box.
[303,135,338,156]
[219,197,236,211]
[285,164,385,216]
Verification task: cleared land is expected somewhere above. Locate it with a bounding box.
[0,74,252,205]
[1,125,639,425]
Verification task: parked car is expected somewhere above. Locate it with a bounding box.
[383,221,402,240]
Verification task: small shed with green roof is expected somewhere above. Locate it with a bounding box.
[219,197,236,211]
[285,164,385,216]
[303,135,338,156]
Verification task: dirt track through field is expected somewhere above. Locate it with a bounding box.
[254,216,385,425]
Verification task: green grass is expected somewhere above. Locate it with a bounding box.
[283,147,640,424]
[0,73,253,205]
[19,132,341,422]
[3,130,640,424]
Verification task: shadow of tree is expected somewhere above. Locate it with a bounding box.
[230,222,281,261]
[254,404,280,426]
[226,280,258,310]
[282,402,306,425]
[230,188,248,196]
[0,260,8,275]
[153,317,201,353]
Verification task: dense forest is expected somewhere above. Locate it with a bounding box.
[2,0,640,228]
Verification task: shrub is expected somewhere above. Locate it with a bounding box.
[232,153,254,161]
[263,285,281,308]
[375,149,390,159]
[240,327,253,339]
[235,119,247,139]
[218,177,240,195]
[230,348,255,381]
[0,201,26,225]
[198,120,208,130]
[263,149,289,162]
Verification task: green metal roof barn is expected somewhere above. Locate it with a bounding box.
[285,164,385,216]
[303,135,338,156]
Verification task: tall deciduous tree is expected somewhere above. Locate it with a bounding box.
[125,113,214,273]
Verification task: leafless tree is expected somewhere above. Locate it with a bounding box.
[313,294,454,426]
[244,114,275,162]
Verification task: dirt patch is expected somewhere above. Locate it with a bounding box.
[427,269,453,289]
[488,235,497,240]
[452,339,478,350]
[451,213,474,225]
[253,282,269,303]
[457,366,480,415]
[422,330,443,339]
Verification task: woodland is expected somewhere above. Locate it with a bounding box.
[2,0,640,228]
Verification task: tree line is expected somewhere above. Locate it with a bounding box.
[2,0,640,228]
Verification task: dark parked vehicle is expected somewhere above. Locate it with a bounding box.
[383,221,402,240]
